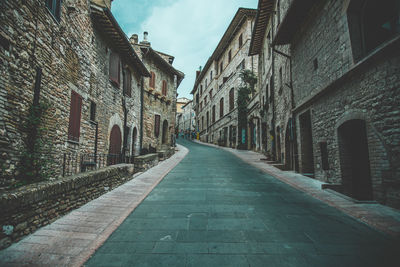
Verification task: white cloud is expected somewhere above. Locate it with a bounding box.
[136,0,258,98]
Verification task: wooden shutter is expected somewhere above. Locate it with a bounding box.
[68,91,82,142]
[154,115,160,137]
[109,51,120,86]
[150,72,155,88]
[162,80,167,96]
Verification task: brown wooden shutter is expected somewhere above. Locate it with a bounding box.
[150,72,155,88]
[109,51,120,86]
[162,80,167,96]
[154,115,160,137]
[68,91,82,141]
[123,68,131,97]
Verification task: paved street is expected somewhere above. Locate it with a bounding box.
[86,139,399,267]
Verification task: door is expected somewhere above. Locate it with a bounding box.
[109,125,122,165]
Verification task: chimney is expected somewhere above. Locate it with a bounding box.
[130,34,138,45]
[140,31,151,46]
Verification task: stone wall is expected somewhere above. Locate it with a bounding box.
[0,164,135,250]
[291,0,400,208]
[0,0,143,186]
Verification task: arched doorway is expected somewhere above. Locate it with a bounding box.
[162,120,168,144]
[109,125,122,165]
[132,127,138,156]
[338,119,373,200]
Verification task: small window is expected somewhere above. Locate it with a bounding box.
[46,0,62,22]
[200,85,203,95]
[149,72,155,88]
[123,68,132,97]
[239,33,243,48]
[229,88,234,111]
[313,58,318,71]
[319,142,329,170]
[162,80,167,96]
[279,67,283,92]
[205,79,208,88]
[212,105,216,123]
[109,51,120,86]
[90,101,96,122]
[154,114,161,138]
[277,0,281,25]
[210,71,213,80]
[209,89,213,100]
[220,62,223,74]
[228,50,232,63]
[68,91,82,142]
[220,98,224,118]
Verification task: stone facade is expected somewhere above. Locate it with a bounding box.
[192,8,258,148]
[250,0,400,208]
[177,100,195,136]
[0,0,149,186]
[131,34,184,152]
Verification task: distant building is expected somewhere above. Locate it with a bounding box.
[175,97,191,135]
[131,33,184,152]
[191,8,258,148]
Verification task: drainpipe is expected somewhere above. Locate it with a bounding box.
[139,76,144,153]
[122,97,128,161]
[271,13,276,161]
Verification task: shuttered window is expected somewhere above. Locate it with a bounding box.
[149,72,155,88]
[239,33,243,48]
[123,68,131,97]
[229,88,234,111]
[154,114,161,138]
[109,51,120,86]
[220,98,224,118]
[162,80,167,96]
[68,91,82,142]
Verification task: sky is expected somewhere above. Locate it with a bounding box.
[111,0,258,99]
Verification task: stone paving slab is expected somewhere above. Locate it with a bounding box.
[0,145,188,267]
[194,140,400,238]
[85,139,399,267]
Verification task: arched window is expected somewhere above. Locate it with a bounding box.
[347,0,400,61]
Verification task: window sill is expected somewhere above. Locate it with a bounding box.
[67,139,80,145]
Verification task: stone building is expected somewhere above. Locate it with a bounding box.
[251,0,400,208]
[175,97,191,135]
[191,8,258,148]
[249,0,295,168]
[177,100,195,137]
[131,33,184,152]
[0,0,149,186]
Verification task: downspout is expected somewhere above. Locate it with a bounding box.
[122,97,128,161]
[139,76,144,153]
[271,12,276,161]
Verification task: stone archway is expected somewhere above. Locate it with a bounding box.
[338,119,373,200]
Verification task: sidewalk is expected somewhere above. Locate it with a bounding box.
[194,140,400,238]
[0,145,189,267]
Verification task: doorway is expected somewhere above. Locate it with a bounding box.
[109,125,122,165]
[338,119,373,200]
[299,111,314,176]
[162,120,168,144]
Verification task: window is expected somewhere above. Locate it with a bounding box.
[201,116,204,130]
[210,71,213,80]
[267,32,271,59]
[200,85,203,95]
[46,0,62,22]
[204,96,207,104]
[162,80,167,96]
[109,51,120,86]
[209,89,213,100]
[229,88,234,111]
[277,0,281,25]
[347,0,400,61]
[319,142,329,170]
[269,77,274,103]
[206,112,209,128]
[90,100,96,122]
[205,79,208,88]
[200,101,203,111]
[220,62,223,74]
[149,71,155,88]
[68,91,82,142]
[279,67,283,92]
[228,50,232,63]
[123,68,131,97]
[154,114,161,137]
[220,98,224,118]
[313,58,318,71]
[239,33,243,48]
[212,105,216,123]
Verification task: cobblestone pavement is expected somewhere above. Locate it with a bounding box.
[86,139,399,267]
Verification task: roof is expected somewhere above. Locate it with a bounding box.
[248,0,275,56]
[90,4,150,77]
[190,8,257,94]
[139,45,185,87]
[272,0,317,45]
